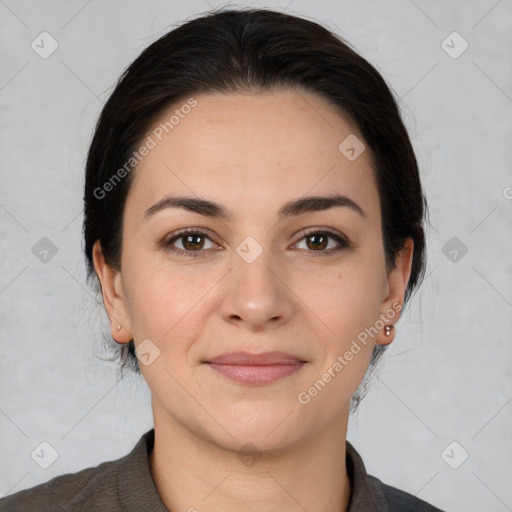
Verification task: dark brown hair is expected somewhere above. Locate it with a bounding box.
[83,8,427,406]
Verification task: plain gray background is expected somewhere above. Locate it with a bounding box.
[1,1,511,510]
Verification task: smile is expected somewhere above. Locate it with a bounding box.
[203,351,307,385]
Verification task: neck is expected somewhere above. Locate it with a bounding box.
[149,406,352,512]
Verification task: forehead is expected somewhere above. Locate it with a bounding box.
[125,89,379,221]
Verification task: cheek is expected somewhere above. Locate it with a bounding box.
[121,246,219,342]
[298,260,384,337]
[293,267,381,412]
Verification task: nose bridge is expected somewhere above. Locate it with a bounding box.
[221,234,291,326]
[233,234,279,297]
[233,237,276,292]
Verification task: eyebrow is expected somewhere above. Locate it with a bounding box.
[143,193,365,222]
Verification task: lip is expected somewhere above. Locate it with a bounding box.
[203,351,307,385]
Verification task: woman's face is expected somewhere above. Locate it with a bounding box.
[94,89,412,452]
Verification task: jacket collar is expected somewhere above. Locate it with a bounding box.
[118,429,389,511]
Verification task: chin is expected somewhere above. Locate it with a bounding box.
[217,425,304,457]
[203,401,312,454]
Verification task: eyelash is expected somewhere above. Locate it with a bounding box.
[161,228,350,258]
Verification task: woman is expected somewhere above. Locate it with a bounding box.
[0,7,445,512]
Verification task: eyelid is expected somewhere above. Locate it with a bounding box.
[292,226,349,245]
[290,227,351,253]
[162,226,350,256]
[162,227,221,251]
[163,228,347,246]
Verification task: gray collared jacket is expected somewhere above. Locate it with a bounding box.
[0,429,446,511]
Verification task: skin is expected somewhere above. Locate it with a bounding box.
[93,88,413,512]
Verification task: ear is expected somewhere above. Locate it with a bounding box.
[375,238,414,346]
[92,240,132,344]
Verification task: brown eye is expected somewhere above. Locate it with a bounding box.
[181,233,206,251]
[294,229,349,255]
[163,229,218,257]
[305,232,329,251]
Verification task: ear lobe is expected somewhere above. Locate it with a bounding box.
[92,240,132,343]
[375,238,414,346]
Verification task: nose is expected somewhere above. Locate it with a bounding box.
[219,242,295,331]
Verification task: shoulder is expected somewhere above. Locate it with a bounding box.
[0,456,122,512]
[345,440,445,512]
[0,430,156,512]
[369,474,445,511]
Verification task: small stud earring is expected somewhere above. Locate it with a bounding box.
[117,324,121,331]
[384,324,394,336]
